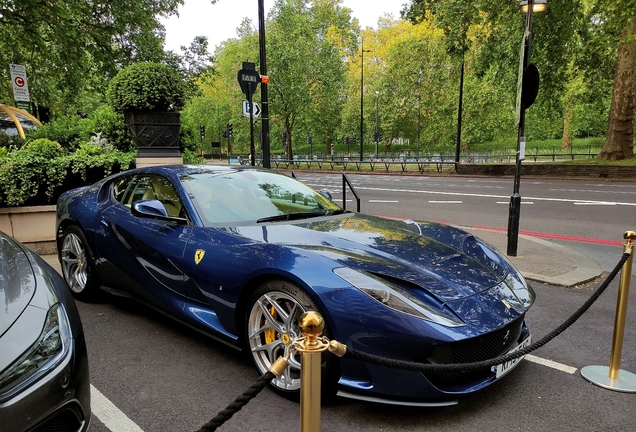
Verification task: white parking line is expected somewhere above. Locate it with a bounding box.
[525,355,577,374]
[88,353,576,432]
[429,201,463,204]
[91,385,145,432]
[369,200,399,203]
[496,201,535,205]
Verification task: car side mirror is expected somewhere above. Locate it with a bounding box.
[132,199,188,224]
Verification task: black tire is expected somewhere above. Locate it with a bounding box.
[245,280,339,398]
[60,226,101,301]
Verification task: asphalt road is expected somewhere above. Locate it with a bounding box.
[73,173,636,432]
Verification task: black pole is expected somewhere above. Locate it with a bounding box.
[507,0,534,256]
[417,70,422,157]
[249,91,255,166]
[375,92,379,156]
[258,0,270,168]
[360,42,364,161]
[455,57,465,170]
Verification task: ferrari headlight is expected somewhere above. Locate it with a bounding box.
[0,303,71,398]
[334,267,465,327]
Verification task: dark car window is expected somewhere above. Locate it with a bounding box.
[119,175,186,218]
[113,175,135,203]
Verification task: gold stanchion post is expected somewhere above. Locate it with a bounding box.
[581,231,636,392]
[298,312,327,432]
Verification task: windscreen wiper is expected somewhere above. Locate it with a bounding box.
[257,211,327,223]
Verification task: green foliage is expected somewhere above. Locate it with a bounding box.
[0,0,183,116]
[181,149,205,164]
[0,132,25,150]
[86,106,135,152]
[0,139,135,207]
[67,143,136,181]
[0,139,68,206]
[107,62,187,112]
[27,116,86,150]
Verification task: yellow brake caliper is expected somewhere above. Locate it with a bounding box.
[264,305,277,344]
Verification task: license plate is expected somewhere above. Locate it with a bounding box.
[495,335,532,378]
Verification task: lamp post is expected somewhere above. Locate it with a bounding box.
[416,69,422,157]
[374,91,379,157]
[308,133,312,159]
[258,0,270,168]
[360,41,372,161]
[507,0,546,256]
[455,55,465,168]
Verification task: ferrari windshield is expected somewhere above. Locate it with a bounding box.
[180,169,342,226]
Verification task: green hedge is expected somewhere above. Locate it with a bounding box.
[0,139,135,207]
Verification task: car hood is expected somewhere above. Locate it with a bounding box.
[233,213,511,303]
[0,232,36,336]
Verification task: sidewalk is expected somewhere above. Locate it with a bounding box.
[463,227,603,287]
[39,228,604,288]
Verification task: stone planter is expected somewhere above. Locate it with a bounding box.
[125,110,181,158]
[0,205,57,254]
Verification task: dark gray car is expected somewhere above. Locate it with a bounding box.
[0,230,90,431]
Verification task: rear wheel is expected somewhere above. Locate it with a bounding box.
[246,280,338,397]
[60,226,100,301]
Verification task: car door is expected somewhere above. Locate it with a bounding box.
[96,174,192,316]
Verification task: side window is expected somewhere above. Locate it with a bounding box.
[113,175,135,204]
[121,175,185,218]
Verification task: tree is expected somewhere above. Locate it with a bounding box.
[266,0,355,159]
[0,0,184,115]
[594,1,636,160]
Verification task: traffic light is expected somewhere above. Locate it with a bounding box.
[351,136,356,144]
[227,123,233,137]
[222,129,228,138]
[199,125,205,141]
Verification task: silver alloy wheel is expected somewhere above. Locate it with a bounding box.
[248,291,307,391]
[61,232,89,293]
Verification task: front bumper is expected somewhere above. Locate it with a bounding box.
[0,332,91,432]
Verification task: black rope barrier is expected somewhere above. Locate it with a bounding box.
[195,371,276,432]
[343,252,631,375]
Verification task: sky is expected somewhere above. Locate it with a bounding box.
[161,0,407,53]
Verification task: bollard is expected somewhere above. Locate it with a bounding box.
[581,231,636,392]
[296,312,330,432]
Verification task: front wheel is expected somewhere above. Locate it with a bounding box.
[246,281,338,397]
[60,226,100,301]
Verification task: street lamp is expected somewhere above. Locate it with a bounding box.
[360,41,372,161]
[507,0,546,256]
[258,0,270,168]
[374,91,379,157]
[416,69,422,157]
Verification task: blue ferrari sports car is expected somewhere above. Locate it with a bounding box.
[56,165,534,405]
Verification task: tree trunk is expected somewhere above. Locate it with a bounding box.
[285,120,293,160]
[598,18,636,160]
[561,95,573,151]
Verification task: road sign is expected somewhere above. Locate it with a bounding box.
[237,62,260,96]
[242,100,261,118]
[10,64,30,102]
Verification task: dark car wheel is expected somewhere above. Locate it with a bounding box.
[246,281,338,397]
[60,226,100,301]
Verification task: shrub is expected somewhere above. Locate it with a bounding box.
[107,62,187,112]
[0,139,135,207]
[27,115,85,150]
[0,139,68,206]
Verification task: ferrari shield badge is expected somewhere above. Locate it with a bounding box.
[195,249,205,265]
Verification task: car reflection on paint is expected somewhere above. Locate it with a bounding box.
[55,165,534,405]
[0,230,90,431]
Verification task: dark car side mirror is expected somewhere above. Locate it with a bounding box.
[132,199,188,224]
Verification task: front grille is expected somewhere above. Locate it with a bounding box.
[424,315,525,365]
[31,406,83,432]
